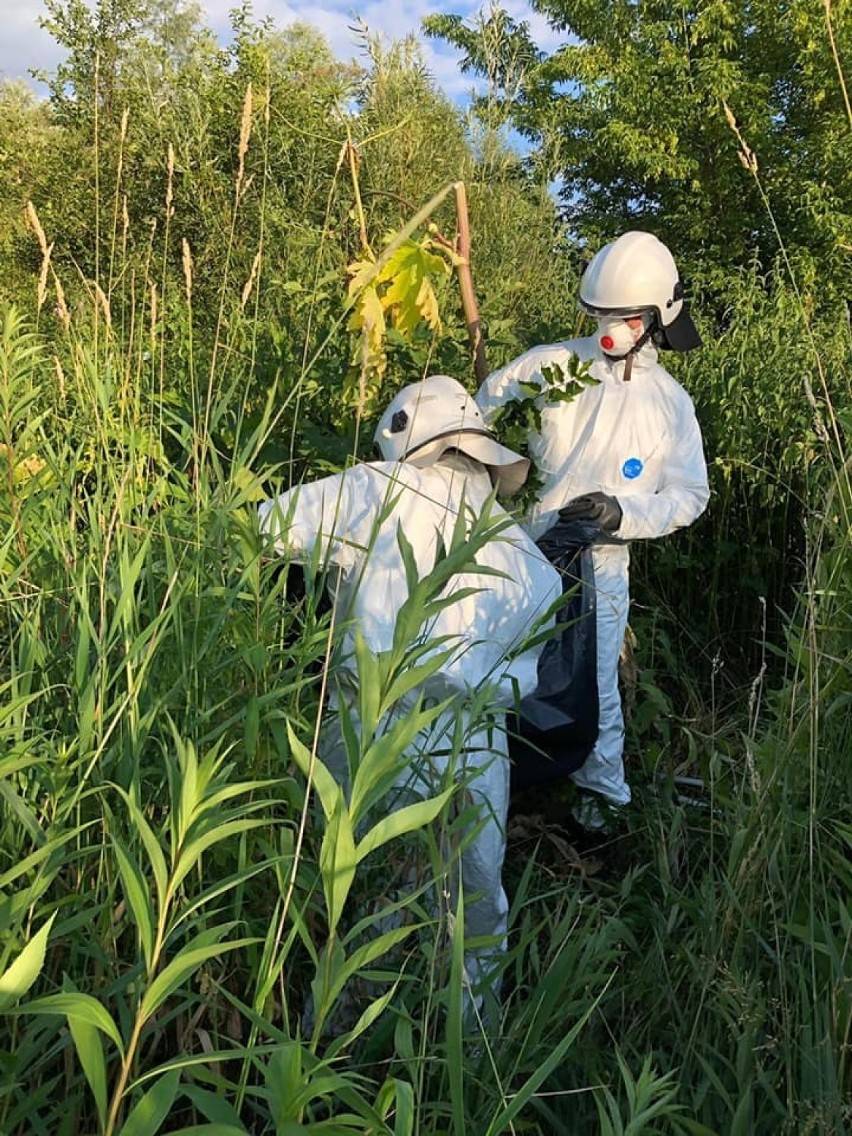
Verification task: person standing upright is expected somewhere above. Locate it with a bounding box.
[477,231,710,827]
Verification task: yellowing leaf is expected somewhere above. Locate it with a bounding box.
[378,240,450,338]
[414,275,441,332]
[0,443,48,485]
[346,283,388,399]
[346,253,379,296]
[348,282,386,342]
[343,234,454,417]
[375,240,449,289]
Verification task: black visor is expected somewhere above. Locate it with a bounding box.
[658,304,702,351]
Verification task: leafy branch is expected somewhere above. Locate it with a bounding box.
[488,358,599,514]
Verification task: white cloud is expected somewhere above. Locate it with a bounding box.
[1,0,566,102]
[1,4,66,85]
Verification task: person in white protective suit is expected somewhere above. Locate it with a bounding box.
[476,231,710,825]
[258,374,561,1003]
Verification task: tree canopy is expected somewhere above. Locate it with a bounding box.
[426,0,852,300]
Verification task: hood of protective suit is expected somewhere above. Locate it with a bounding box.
[375,374,530,496]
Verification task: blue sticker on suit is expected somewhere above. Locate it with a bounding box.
[622,457,643,479]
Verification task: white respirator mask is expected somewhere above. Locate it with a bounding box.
[596,316,640,357]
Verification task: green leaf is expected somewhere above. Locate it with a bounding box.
[265,1040,305,1125]
[106,534,153,646]
[381,649,458,711]
[113,835,155,973]
[0,911,56,1011]
[175,735,200,851]
[118,1069,181,1136]
[166,1128,248,1136]
[338,925,417,991]
[447,888,465,1136]
[0,781,44,844]
[15,991,125,1052]
[68,1012,108,1131]
[139,930,257,1022]
[355,788,454,864]
[319,800,357,935]
[311,927,418,1044]
[326,984,399,1056]
[286,722,341,822]
[114,788,168,909]
[376,1078,415,1136]
[354,629,381,740]
[348,700,450,825]
[168,817,269,899]
[244,695,260,761]
[178,1085,246,1128]
[73,600,91,691]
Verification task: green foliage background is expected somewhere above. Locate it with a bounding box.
[0,1,849,1133]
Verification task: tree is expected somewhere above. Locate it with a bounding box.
[0,82,66,308]
[39,0,151,128]
[426,0,852,301]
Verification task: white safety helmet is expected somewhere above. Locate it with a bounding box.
[579,231,701,351]
[374,374,529,496]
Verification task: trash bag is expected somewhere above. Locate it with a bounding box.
[508,518,601,792]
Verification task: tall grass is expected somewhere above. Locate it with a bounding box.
[0,293,629,1133]
[0,69,850,1136]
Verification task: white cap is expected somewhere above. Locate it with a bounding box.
[374,374,530,496]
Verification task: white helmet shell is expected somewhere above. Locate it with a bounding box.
[579,231,701,350]
[374,374,529,496]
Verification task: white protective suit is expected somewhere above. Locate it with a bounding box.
[477,336,710,805]
[259,454,560,995]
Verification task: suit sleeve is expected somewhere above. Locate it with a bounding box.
[615,395,710,541]
[258,469,369,570]
[476,352,541,424]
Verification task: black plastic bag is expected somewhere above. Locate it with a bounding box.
[508,518,601,792]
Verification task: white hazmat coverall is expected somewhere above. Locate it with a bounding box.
[477,338,709,805]
[259,455,561,995]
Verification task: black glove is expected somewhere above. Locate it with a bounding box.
[559,492,623,533]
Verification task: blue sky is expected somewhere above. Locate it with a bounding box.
[3,0,564,102]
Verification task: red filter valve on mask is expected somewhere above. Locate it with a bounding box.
[597,317,640,357]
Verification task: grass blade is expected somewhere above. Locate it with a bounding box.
[355,788,454,864]
[139,933,258,1022]
[0,911,56,1011]
[68,1012,109,1133]
[117,1068,181,1136]
[16,991,125,1053]
[484,976,615,1135]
